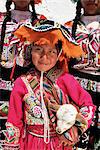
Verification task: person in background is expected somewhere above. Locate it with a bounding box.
[0,0,44,144]
[65,0,100,149]
[3,20,95,150]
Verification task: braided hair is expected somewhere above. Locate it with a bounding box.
[72,0,82,39]
[0,0,12,60]
[30,0,37,22]
[0,0,37,61]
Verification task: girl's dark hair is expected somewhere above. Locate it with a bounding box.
[0,0,37,61]
[30,0,37,22]
[55,40,62,54]
[0,0,12,60]
[72,0,82,39]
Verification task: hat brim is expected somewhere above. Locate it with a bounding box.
[14,23,83,58]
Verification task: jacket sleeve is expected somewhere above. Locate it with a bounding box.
[57,73,96,133]
[3,77,28,149]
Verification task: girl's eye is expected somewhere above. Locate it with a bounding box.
[32,46,43,52]
[51,49,57,54]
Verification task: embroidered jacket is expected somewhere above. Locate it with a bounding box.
[3,68,96,150]
[65,18,100,72]
[0,10,46,68]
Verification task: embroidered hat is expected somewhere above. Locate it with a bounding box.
[9,19,83,79]
[13,20,83,60]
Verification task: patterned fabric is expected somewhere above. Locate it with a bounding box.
[3,122,20,144]
[2,67,95,149]
[21,68,93,144]
[75,76,100,92]
[73,22,100,71]
[11,19,83,68]
[0,9,47,150]
[0,12,31,68]
[0,102,9,117]
[0,11,44,68]
[65,16,100,150]
[0,78,14,91]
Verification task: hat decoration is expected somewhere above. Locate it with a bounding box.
[13,20,83,61]
[9,19,83,77]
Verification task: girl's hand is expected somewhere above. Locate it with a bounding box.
[58,126,79,147]
[48,99,60,112]
[44,97,60,112]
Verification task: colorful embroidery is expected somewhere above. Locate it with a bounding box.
[74,22,100,70]
[25,111,44,125]
[0,102,9,117]
[0,78,14,91]
[75,76,100,92]
[3,122,20,144]
[0,141,20,150]
[80,106,94,121]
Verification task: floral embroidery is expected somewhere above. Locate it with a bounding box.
[24,94,43,118]
[3,122,20,144]
[33,106,42,118]
[25,111,44,125]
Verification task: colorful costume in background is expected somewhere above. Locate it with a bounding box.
[0,9,32,143]
[0,0,45,145]
[65,14,100,149]
[3,20,96,150]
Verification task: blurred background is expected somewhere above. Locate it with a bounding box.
[0,0,76,24]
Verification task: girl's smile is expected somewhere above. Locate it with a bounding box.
[31,44,58,72]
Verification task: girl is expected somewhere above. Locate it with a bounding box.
[3,20,96,150]
[0,0,44,144]
[65,0,100,149]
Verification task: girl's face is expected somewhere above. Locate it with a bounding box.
[12,0,31,10]
[81,0,100,15]
[31,44,58,72]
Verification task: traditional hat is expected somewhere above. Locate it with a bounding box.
[13,20,83,61]
[9,20,83,78]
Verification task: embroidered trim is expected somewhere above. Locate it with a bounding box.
[0,78,14,91]
[0,140,20,150]
[0,102,9,117]
[80,106,94,121]
[25,111,44,125]
[75,76,100,92]
[3,122,20,144]
[28,131,56,138]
